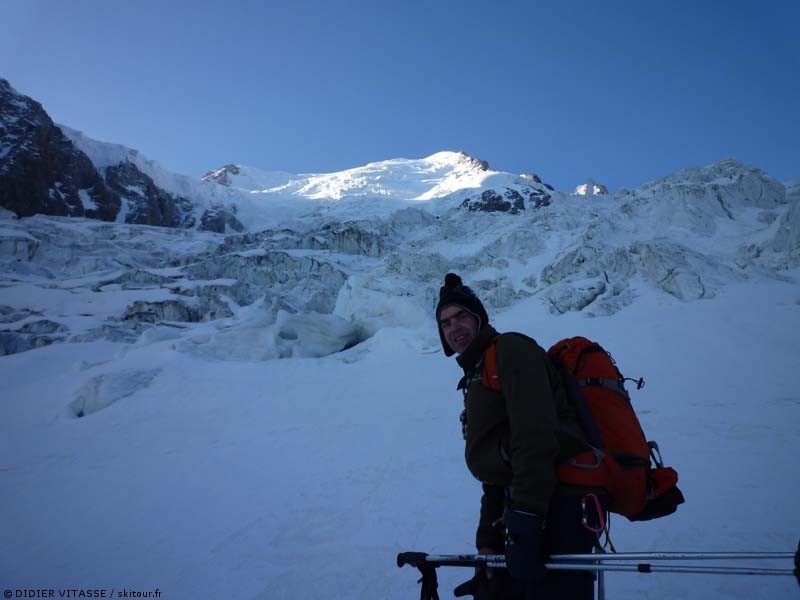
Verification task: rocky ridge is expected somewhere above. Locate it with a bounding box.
[0,79,119,220]
[0,79,241,233]
[202,164,240,187]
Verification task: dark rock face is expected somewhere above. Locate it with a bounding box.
[0,78,244,233]
[0,79,120,220]
[531,191,552,208]
[199,205,244,233]
[103,159,242,232]
[105,161,194,228]
[461,189,525,214]
[460,187,552,213]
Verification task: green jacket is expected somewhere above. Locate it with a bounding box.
[456,325,588,550]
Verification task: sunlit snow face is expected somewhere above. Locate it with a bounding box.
[438,305,479,355]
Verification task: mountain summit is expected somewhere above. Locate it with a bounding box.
[201,151,498,199]
[574,178,609,196]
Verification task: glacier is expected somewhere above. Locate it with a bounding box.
[1,84,799,599]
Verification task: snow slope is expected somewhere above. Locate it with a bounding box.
[1,275,797,599]
[1,149,799,598]
[201,152,496,201]
[59,128,554,229]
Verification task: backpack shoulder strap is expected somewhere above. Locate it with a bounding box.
[481,334,503,392]
[481,332,537,392]
[481,331,538,392]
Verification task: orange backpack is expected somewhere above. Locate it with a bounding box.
[482,334,684,521]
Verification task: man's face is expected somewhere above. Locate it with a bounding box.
[439,304,479,355]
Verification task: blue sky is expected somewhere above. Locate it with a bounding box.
[2,0,798,191]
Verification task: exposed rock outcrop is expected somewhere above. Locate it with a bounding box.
[457,151,489,171]
[521,173,555,191]
[0,79,243,233]
[460,187,552,213]
[202,164,240,186]
[460,189,526,213]
[105,161,195,228]
[199,204,244,233]
[574,178,609,196]
[0,79,120,220]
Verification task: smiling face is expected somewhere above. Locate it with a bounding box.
[438,304,480,355]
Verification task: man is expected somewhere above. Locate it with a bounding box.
[436,272,602,600]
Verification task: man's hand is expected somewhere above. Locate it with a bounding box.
[504,508,547,582]
[476,546,497,579]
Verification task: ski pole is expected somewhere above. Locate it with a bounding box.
[425,551,795,563]
[546,563,795,576]
[400,546,800,579]
[550,551,796,561]
[408,554,796,577]
[398,546,800,600]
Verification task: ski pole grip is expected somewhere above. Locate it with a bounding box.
[397,551,429,568]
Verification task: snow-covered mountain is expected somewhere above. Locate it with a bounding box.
[1,77,798,384]
[2,153,794,357]
[200,152,497,200]
[2,78,799,599]
[2,79,562,230]
[0,79,243,232]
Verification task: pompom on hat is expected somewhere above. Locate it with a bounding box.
[435,273,489,356]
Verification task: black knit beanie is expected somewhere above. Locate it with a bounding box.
[435,273,489,356]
